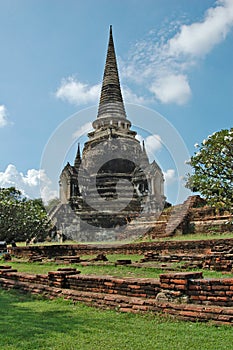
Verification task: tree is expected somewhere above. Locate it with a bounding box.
[0,187,52,242]
[186,128,233,211]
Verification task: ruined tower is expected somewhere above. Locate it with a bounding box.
[57,27,165,241]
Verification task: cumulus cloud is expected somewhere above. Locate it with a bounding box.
[0,105,9,128]
[55,76,147,107]
[136,133,162,154]
[163,169,176,185]
[150,74,191,105]
[122,0,233,105]
[72,122,93,139]
[121,86,148,105]
[168,0,233,57]
[0,164,57,203]
[55,77,101,106]
[55,2,233,107]
[144,134,162,153]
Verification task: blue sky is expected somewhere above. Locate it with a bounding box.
[0,0,232,204]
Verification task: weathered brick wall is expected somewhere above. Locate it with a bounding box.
[9,238,233,258]
[190,207,231,220]
[1,267,233,324]
[141,252,233,272]
[189,207,232,234]
[159,272,233,307]
[188,278,233,306]
[66,274,160,298]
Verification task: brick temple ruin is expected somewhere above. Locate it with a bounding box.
[3,236,233,325]
[49,27,232,243]
[50,26,165,241]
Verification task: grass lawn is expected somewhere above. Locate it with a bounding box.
[7,257,233,279]
[0,289,232,350]
[8,258,164,278]
[13,232,233,248]
[159,232,233,241]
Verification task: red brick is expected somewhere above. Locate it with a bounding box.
[170,279,187,285]
[128,284,141,290]
[131,298,145,305]
[190,295,201,301]
[174,284,187,291]
[215,296,229,302]
[225,291,233,296]
[132,305,149,311]
[160,283,173,289]
[211,285,229,291]
[189,285,201,291]
[104,282,114,287]
[119,307,132,313]
[159,278,170,284]
[220,279,233,285]
[179,310,200,318]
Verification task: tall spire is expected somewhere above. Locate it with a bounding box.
[74,143,81,169]
[141,140,149,166]
[97,25,126,120]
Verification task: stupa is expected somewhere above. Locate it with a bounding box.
[53,26,165,241]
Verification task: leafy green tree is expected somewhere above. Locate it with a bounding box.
[186,128,233,211]
[0,187,52,243]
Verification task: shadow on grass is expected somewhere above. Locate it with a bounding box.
[1,289,233,350]
[1,289,155,350]
[0,289,114,349]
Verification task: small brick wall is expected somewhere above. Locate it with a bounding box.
[66,275,160,298]
[9,238,233,258]
[159,272,233,307]
[188,278,233,306]
[1,267,233,325]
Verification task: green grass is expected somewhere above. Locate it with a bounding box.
[8,259,163,278]
[13,232,233,248]
[160,232,233,242]
[14,238,134,247]
[0,289,232,350]
[7,258,233,280]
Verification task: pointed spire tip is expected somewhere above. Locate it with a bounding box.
[96,26,126,120]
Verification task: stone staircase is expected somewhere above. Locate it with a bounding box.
[146,196,198,238]
[48,202,64,221]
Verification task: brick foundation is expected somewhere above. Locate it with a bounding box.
[9,238,233,259]
[1,267,232,325]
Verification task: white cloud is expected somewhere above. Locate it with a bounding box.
[136,133,162,154]
[55,76,147,107]
[150,74,191,105]
[135,133,162,163]
[122,0,233,105]
[55,1,233,108]
[168,0,233,57]
[72,122,93,139]
[0,105,9,128]
[163,169,176,185]
[55,77,100,105]
[122,86,148,105]
[144,134,162,153]
[0,164,57,203]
